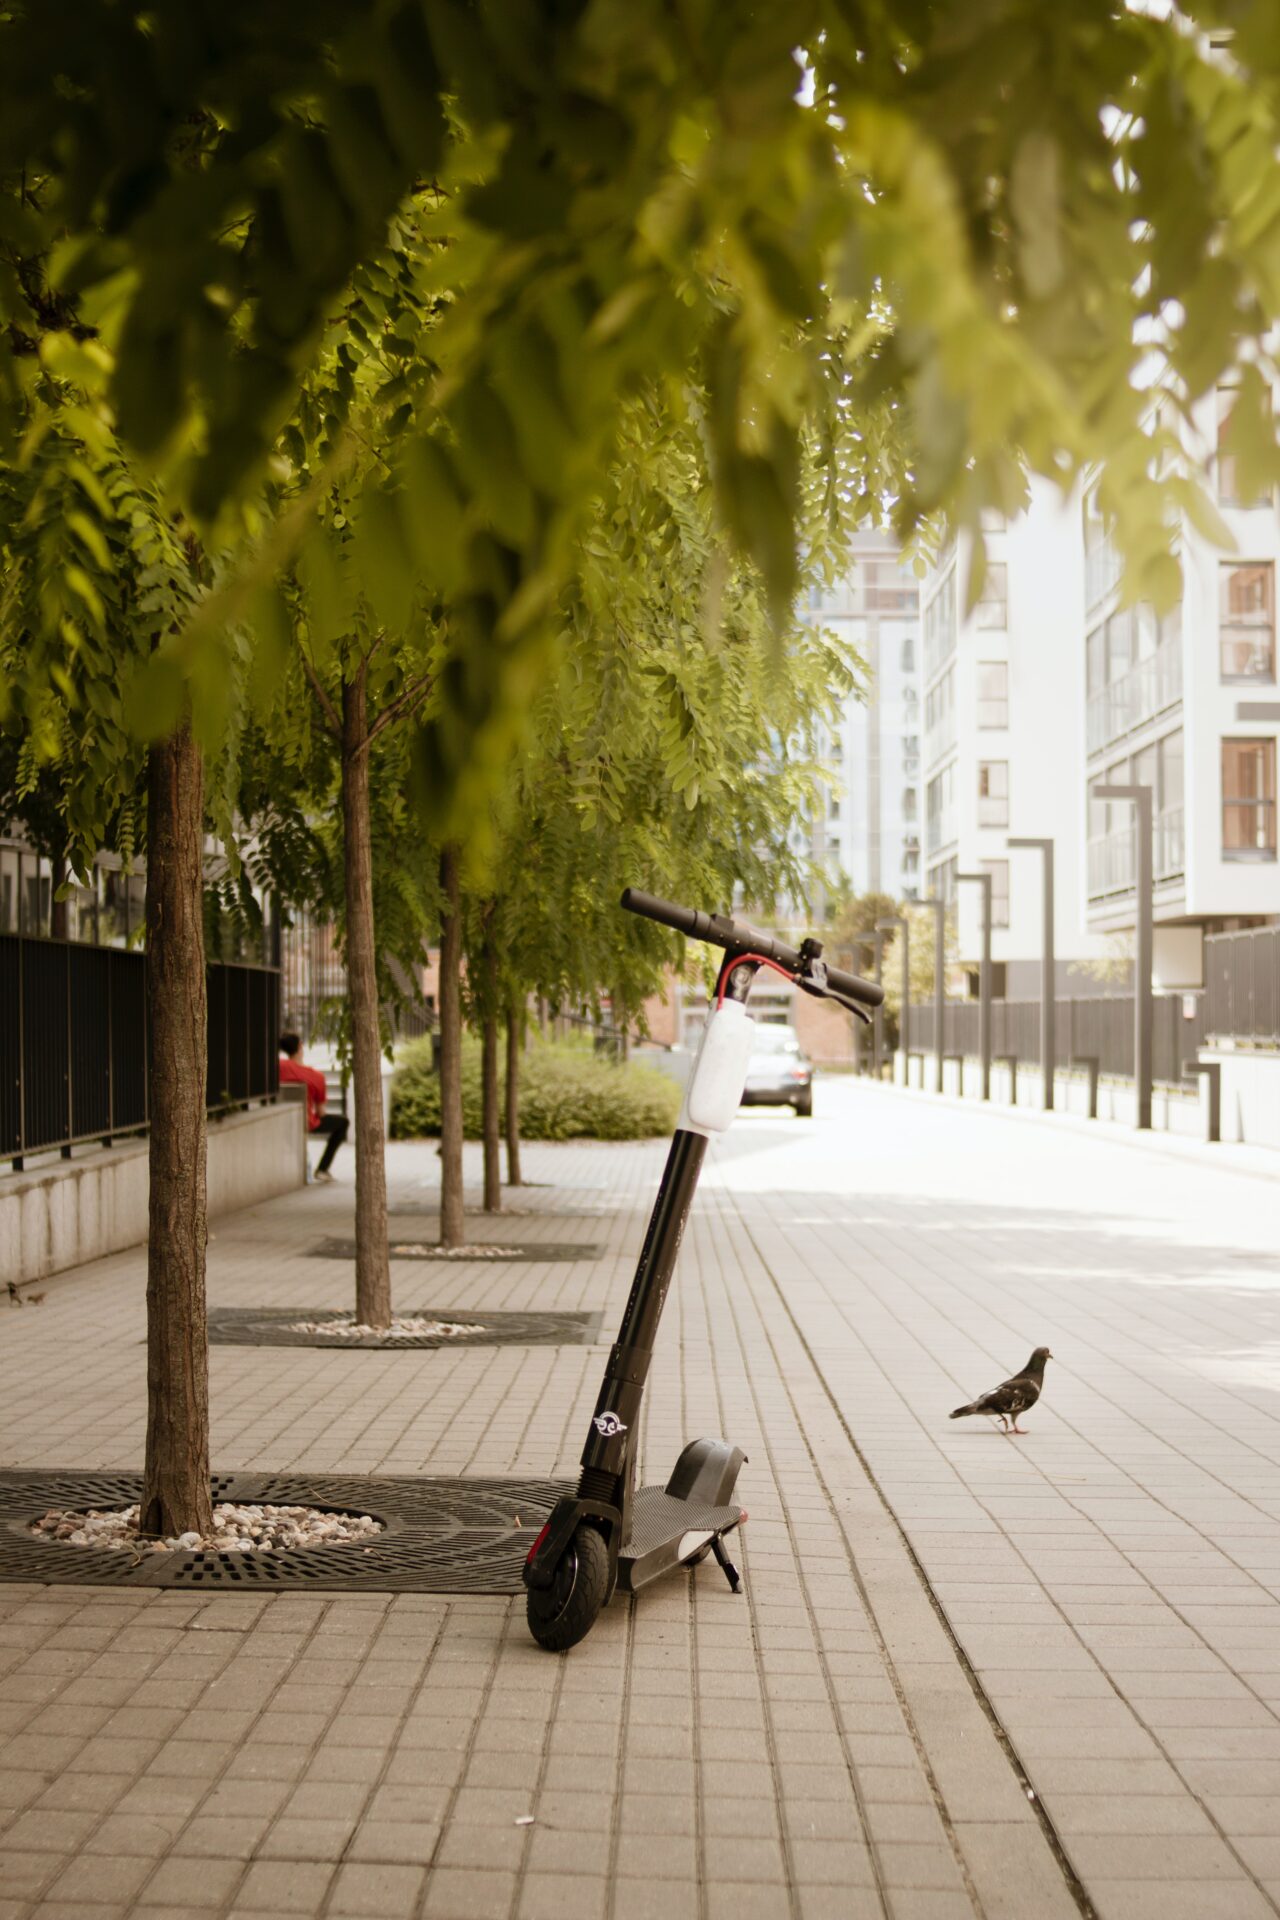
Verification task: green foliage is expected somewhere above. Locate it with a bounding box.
[389,1033,682,1142]
[8,3,1280,834]
[457,386,861,1040]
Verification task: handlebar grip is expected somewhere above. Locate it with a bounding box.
[619,889,703,936]
[825,961,885,1009]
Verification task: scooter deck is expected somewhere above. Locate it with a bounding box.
[617,1484,744,1594]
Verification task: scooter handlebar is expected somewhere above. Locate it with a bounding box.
[620,888,884,1009]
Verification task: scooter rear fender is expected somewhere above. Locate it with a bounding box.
[664,1437,748,1506]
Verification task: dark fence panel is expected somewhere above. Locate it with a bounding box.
[0,937,22,1156]
[910,991,1206,1086]
[1206,927,1279,1047]
[69,947,112,1142]
[1,932,278,1165]
[110,951,147,1135]
[22,941,70,1153]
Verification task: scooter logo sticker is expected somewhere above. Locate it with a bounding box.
[593,1412,627,1438]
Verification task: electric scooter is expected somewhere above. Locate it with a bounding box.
[523,888,884,1651]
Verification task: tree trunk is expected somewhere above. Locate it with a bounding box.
[341,670,392,1330]
[140,725,213,1540]
[504,1002,523,1188]
[438,847,465,1248]
[480,942,501,1213]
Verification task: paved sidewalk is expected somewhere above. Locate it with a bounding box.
[2,1089,1278,1920]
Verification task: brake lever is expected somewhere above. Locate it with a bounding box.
[793,951,872,1024]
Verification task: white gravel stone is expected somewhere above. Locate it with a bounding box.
[278,1315,488,1341]
[388,1242,510,1258]
[30,1501,384,1553]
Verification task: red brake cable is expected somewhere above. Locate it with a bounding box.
[716,952,798,1007]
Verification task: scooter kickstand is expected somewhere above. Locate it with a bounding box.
[711,1535,743,1594]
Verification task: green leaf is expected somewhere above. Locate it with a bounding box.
[125,653,186,743]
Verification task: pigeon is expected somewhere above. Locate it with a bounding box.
[950,1347,1053,1436]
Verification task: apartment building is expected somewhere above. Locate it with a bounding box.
[803,529,922,907]
[919,482,1108,996]
[1085,386,1280,982]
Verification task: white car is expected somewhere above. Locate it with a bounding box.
[740,1024,813,1117]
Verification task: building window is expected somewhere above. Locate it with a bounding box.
[829,795,841,823]
[1222,738,1277,860]
[977,761,1009,827]
[901,637,916,673]
[902,786,918,820]
[923,567,957,678]
[977,662,1008,728]
[1220,562,1275,681]
[980,858,1010,927]
[974,561,1007,630]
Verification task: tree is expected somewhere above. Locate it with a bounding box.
[9,3,1280,845]
[447,389,859,1214]
[0,338,243,1536]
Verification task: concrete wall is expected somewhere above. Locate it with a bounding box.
[0,1102,306,1287]
[1199,1048,1280,1149]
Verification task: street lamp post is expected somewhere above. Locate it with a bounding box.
[854,932,884,1079]
[957,871,993,1101]
[1007,837,1055,1110]
[1095,783,1154,1129]
[920,897,947,1092]
[876,915,909,1079]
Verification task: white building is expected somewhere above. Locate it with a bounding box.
[919,484,1108,997]
[1084,385,1280,983]
[804,530,922,906]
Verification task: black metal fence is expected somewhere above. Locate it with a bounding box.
[1,932,279,1168]
[1205,926,1279,1048]
[278,909,432,1045]
[908,992,1207,1087]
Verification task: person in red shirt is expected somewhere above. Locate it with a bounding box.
[279,1032,349,1183]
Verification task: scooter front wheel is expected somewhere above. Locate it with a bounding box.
[526,1524,610,1652]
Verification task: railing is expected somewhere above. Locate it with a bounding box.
[926,813,956,856]
[909,992,1206,1087]
[0,933,279,1169]
[1205,926,1280,1048]
[1087,805,1185,899]
[1086,640,1183,754]
[279,910,432,1044]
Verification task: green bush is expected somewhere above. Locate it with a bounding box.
[390,1033,683,1142]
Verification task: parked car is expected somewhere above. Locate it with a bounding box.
[741,1023,813,1117]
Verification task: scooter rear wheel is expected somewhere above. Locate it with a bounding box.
[526,1524,610,1652]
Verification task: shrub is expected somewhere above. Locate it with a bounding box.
[389,1033,682,1142]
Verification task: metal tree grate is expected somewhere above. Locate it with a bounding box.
[208,1307,603,1350]
[309,1237,602,1263]
[0,1471,569,1592]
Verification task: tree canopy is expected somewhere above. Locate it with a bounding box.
[7,2,1280,827]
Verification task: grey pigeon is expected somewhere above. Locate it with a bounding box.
[950,1347,1052,1436]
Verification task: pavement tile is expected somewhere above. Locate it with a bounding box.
[327,1862,426,1916]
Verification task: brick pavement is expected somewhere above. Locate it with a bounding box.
[2,1095,1277,1919]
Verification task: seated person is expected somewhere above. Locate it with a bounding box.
[278,1032,349,1183]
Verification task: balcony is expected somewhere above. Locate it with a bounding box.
[1086,532,1124,611]
[1086,641,1182,755]
[1087,805,1185,900]
[926,814,957,856]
